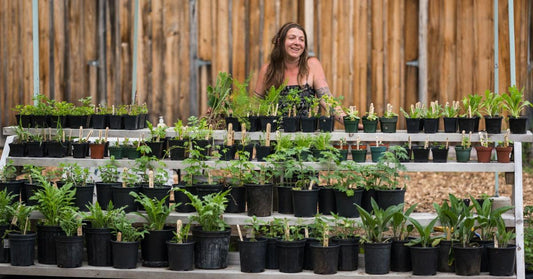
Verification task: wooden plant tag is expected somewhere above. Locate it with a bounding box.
[173,174,179,184]
[227,123,233,146]
[237,224,243,241]
[304,227,309,238]
[117,232,122,242]
[424,136,429,149]
[79,127,83,140]
[48,128,52,141]
[77,226,83,236]
[408,136,412,150]
[105,127,109,142]
[176,220,183,243]
[356,136,360,149]
[446,138,449,149]
[323,229,329,247]
[148,170,154,188]
[122,168,128,188]
[265,124,271,147]
[85,130,94,142]
[62,130,65,142]
[68,129,72,141]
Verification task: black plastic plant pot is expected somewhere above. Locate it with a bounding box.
[49,115,66,129]
[405,118,422,133]
[139,114,148,128]
[318,116,334,132]
[224,186,246,213]
[75,184,95,212]
[343,117,359,133]
[454,246,482,276]
[245,183,273,217]
[292,188,319,217]
[239,238,268,273]
[195,183,223,200]
[334,188,363,218]
[146,141,165,159]
[85,227,112,266]
[255,145,272,162]
[376,188,405,210]
[265,237,279,269]
[509,116,527,134]
[364,242,391,274]
[276,239,306,273]
[438,240,455,272]
[410,246,438,275]
[108,115,123,129]
[55,236,84,268]
[247,116,261,132]
[8,142,26,157]
[260,116,279,132]
[318,187,336,215]
[311,243,340,275]
[379,116,397,133]
[141,185,172,207]
[225,116,241,131]
[37,225,66,264]
[431,147,449,163]
[219,145,237,161]
[173,184,196,213]
[192,227,231,269]
[457,117,477,133]
[168,139,187,160]
[282,116,299,132]
[0,225,9,263]
[351,148,367,162]
[141,229,173,267]
[23,182,41,206]
[411,146,429,163]
[72,142,88,158]
[92,114,109,129]
[0,180,23,202]
[122,115,139,130]
[111,240,139,269]
[303,238,320,270]
[8,232,36,266]
[487,245,516,276]
[111,185,141,213]
[276,186,293,214]
[362,117,378,133]
[331,237,359,271]
[95,182,120,210]
[443,117,458,133]
[300,116,317,132]
[361,188,376,212]
[25,141,44,157]
[45,141,67,158]
[472,239,493,272]
[19,115,33,128]
[192,139,211,158]
[32,115,50,128]
[67,115,89,129]
[167,240,195,271]
[390,239,411,272]
[422,118,439,133]
[484,116,502,134]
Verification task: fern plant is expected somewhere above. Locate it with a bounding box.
[30,173,76,226]
[130,192,176,231]
[111,210,147,242]
[59,207,83,236]
[179,189,229,232]
[0,190,15,225]
[82,201,123,229]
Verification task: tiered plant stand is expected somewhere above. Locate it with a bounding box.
[0,127,530,279]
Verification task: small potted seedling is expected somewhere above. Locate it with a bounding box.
[362,103,379,133]
[501,85,533,133]
[455,131,472,162]
[495,130,513,163]
[167,220,194,271]
[237,217,268,273]
[401,102,424,133]
[475,131,493,163]
[343,106,360,133]
[380,103,398,133]
[422,101,443,133]
[443,101,460,132]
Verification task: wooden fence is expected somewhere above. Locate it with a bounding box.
[0,0,532,133]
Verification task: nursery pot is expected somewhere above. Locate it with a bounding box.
[141,185,172,207]
[146,141,165,159]
[225,116,241,131]
[75,184,95,212]
[343,117,359,133]
[334,188,363,218]
[122,115,139,130]
[108,146,124,159]
[108,115,123,129]
[91,114,108,129]
[89,143,106,159]
[300,116,317,132]
[224,185,246,213]
[443,117,458,133]
[496,146,513,163]
[304,238,320,270]
[8,142,26,157]
[239,238,267,273]
[141,229,173,267]
[111,240,139,269]
[173,184,196,213]
[411,146,430,162]
[458,117,478,133]
[167,240,195,271]
[438,240,455,272]
[318,187,336,215]
[282,116,299,132]
[475,146,493,163]
[247,115,261,132]
[405,118,422,133]
[423,118,439,133]
[364,242,392,275]
[72,142,88,158]
[276,185,293,214]
[473,239,493,273]
[67,115,89,128]
[195,183,223,199]
[487,245,516,276]
[55,235,84,268]
[431,147,449,163]
[95,182,120,209]
[37,225,66,264]
[379,116,397,133]
[0,225,9,263]
[454,245,482,276]
[85,227,112,266]
[8,232,36,266]
[370,146,387,162]
[277,239,306,273]
[45,141,67,158]
[484,116,502,134]
[331,237,359,271]
[351,148,367,162]
[192,227,231,269]
[509,116,528,134]
[390,239,411,272]
[455,146,472,162]
[219,144,237,161]
[168,139,187,160]
[255,145,272,162]
[265,237,279,269]
[259,116,279,132]
[292,188,319,217]
[111,185,141,213]
[362,117,378,133]
[25,141,44,157]
[410,246,439,275]
[245,183,272,217]
[318,116,334,132]
[376,188,405,210]
[311,243,340,275]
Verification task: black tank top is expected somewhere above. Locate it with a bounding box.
[278,84,317,117]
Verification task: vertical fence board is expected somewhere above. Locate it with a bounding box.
[162,0,179,124]
[151,0,163,120]
[371,0,384,113]
[177,0,190,121]
[52,0,66,101]
[318,0,333,91]
[404,0,418,112]
[247,0,261,91]
[262,1,277,67]
[352,0,369,112]
[105,1,116,107]
[456,0,475,98]
[473,0,493,95]
[38,0,51,98]
[197,0,212,61]
[119,0,131,105]
[137,0,152,107]
[385,0,403,114]
[22,0,33,106]
[231,0,246,83]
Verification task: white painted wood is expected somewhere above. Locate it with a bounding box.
[513,142,525,279]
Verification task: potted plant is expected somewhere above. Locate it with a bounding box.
[25,132,45,157]
[179,189,231,269]
[280,87,302,132]
[96,157,121,209]
[422,101,442,133]
[411,138,430,162]
[257,84,283,132]
[443,101,460,132]
[475,131,494,163]
[401,102,424,133]
[362,103,379,133]
[330,214,360,271]
[373,147,408,210]
[58,163,94,212]
[370,137,387,162]
[91,104,111,129]
[20,165,44,205]
[300,95,320,132]
[135,157,171,206]
[351,137,367,162]
[7,202,35,266]
[168,120,189,160]
[67,96,94,129]
[389,204,416,272]
[0,159,24,202]
[89,133,107,159]
[167,220,194,271]
[355,199,403,274]
[455,131,472,162]
[481,89,504,133]
[113,167,141,213]
[243,164,273,217]
[131,191,176,267]
[496,130,513,163]
[276,218,306,273]
[110,209,148,269]
[0,190,15,263]
[206,71,233,130]
[122,105,140,130]
[458,94,483,133]
[433,194,465,272]
[431,141,449,163]
[145,120,167,158]
[261,218,284,269]
[319,94,342,132]
[44,128,68,158]
[454,203,483,276]
[218,150,250,213]
[316,148,342,215]
[238,216,268,273]
[379,103,398,133]
[501,85,533,133]
[55,208,84,268]
[30,173,76,265]
[82,201,122,266]
[108,104,127,129]
[325,160,364,217]
[310,216,340,274]
[487,213,516,276]
[8,125,30,157]
[343,106,360,133]
[406,217,441,275]
[290,161,319,217]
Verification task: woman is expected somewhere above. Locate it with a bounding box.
[254,22,345,123]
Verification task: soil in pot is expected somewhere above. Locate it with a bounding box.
[318,187,336,215]
[454,245,482,276]
[334,188,363,218]
[423,118,439,133]
[167,240,195,271]
[487,245,516,276]
[379,116,397,133]
[292,188,319,217]
[311,243,340,275]
[141,229,173,267]
[111,240,139,269]
[390,239,411,272]
[410,246,439,275]
[475,146,493,163]
[8,232,36,266]
[55,235,84,268]
[276,185,293,214]
[364,242,392,274]
[443,117,458,133]
[277,239,306,273]
[331,237,359,271]
[95,182,120,209]
[406,118,422,133]
[496,146,513,163]
[85,227,112,266]
[224,185,246,213]
[245,183,272,217]
[192,227,231,269]
[239,238,267,273]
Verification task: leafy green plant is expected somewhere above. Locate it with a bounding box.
[0,190,16,225]
[524,206,533,269]
[0,159,18,181]
[257,83,285,116]
[304,95,321,117]
[97,157,121,183]
[470,196,513,241]
[481,90,503,117]
[10,202,34,234]
[343,106,360,120]
[280,218,304,241]
[59,163,90,186]
[262,218,285,238]
[443,101,460,118]
[424,101,443,119]
[391,203,416,241]
[59,207,83,236]
[82,201,123,229]
[406,217,441,247]
[501,85,533,117]
[146,121,167,142]
[178,189,230,232]
[355,199,402,243]
[244,216,265,240]
[492,213,515,248]
[130,192,176,231]
[401,102,424,118]
[461,94,483,118]
[30,173,76,226]
[331,213,359,239]
[281,88,302,117]
[171,221,191,243]
[111,210,148,242]
[364,103,378,121]
[323,160,364,197]
[382,103,398,118]
[455,203,477,247]
[321,94,343,117]
[433,194,466,241]
[206,72,233,127]
[229,76,252,120]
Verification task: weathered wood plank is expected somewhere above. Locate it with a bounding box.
[119,0,131,105]
[215,0,230,75]
[151,0,163,120]
[84,0,98,104]
[404,0,418,113]
[162,0,179,124]
[247,0,261,91]
[473,0,493,95]
[262,1,277,67]
[280,0,298,24]
[137,0,152,107]
[105,0,116,106]
[22,0,33,105]
[38,0,51,98]
[385,0,403,114]
[456,0,475,99]
[318,0,333,91]
[178,0,191,121]
[53,0,66,101]
[352,0,369,114]
[197,0,212,61]
[371,0,385,114]
[231,0,246,83]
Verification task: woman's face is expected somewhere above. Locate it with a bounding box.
[283,27,306,60]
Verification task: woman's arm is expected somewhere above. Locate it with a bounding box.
[309,58,346,123]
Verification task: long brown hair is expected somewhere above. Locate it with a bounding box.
[264,22,309,92]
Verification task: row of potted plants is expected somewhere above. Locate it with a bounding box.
[13,94,149,130]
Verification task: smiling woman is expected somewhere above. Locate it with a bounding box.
[254,22,346,123]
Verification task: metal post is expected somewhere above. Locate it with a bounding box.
[508,0,517,86]
[32,0,40,104]
[131,0,140,104]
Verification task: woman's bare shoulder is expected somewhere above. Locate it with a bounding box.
[307,57,322,66]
